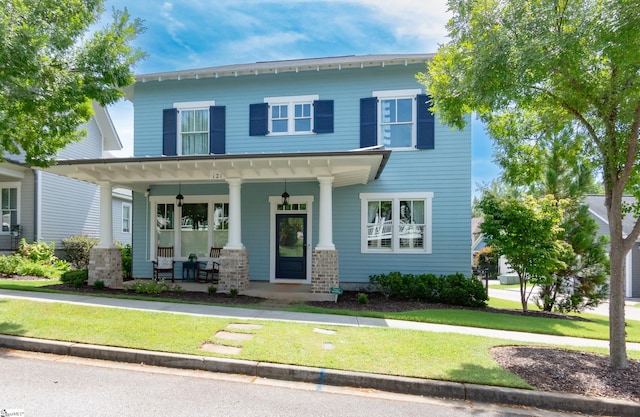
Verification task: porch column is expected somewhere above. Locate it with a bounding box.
[220,178,249,293]
[89,181,122,289]
[312,176,338,294]
[225,178,243,250]
[317,176,335,250]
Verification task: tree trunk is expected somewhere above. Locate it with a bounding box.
[608,233,628,370]
[518,272,528,312]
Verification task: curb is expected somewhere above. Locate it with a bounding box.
[1,334,638,416]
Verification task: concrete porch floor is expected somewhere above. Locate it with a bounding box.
[177,280,338,302]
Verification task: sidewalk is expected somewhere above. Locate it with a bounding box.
[1,289,639,416]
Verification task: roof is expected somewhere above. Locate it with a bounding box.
[91,102,122,152]
[41,149,391,193]
[125,54,433,99]
[584,194,639,238]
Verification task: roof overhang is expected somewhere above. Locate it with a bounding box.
[41,149,391,193]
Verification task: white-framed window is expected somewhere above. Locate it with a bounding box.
[265,95,318,135]
[174,100,215,155]
[0,183,19,233]
[150,196,229,260]
[373,89,421,149]
[359,192,433,253]
[122,202,131,233]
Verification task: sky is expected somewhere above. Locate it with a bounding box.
[102,0,500,196]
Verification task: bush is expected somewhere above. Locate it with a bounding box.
[61,269,88,288]
[357,292,369,304]
[93,280,105,290]
[61,235,98,269]
[120,243,132,279]
[370,271,488,307]
[16,239,59,264]
[123,279,171,294]
[208,285,217,294]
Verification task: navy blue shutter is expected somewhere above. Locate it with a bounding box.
[312,100,334,133]
[162,108,178,156]
[416,94,434,149]
[209,106,225,154]
[360,97,378,148]
[249,103,269,136]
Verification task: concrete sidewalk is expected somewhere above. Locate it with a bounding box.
[1,289,639,416]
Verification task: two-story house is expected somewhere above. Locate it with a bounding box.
[1,103,131,255]
[45,54,471,295]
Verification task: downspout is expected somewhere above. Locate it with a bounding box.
[33,169,41,241]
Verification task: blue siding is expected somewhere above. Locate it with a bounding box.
[131,62,472,282]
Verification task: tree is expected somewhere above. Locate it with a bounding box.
[418,0,640,369]
[0,0,145,166]
[478,192,568,312]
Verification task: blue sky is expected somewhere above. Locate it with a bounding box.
[103,0,500,195]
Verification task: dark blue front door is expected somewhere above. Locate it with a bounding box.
[276,214,307,279]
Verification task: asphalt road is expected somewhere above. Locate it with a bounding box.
[0,350,581,417]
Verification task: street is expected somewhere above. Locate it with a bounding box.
[0,349,579,417]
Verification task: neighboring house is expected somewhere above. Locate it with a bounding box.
[585,194,640,297]
[44,54,471,294]
[0,102,131,254]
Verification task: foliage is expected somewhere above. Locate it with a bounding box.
[419,0,640,368]
[0,1,146,166]
[61,235,98,269]
[477,192,569,311]
[123,279,173,295]
[119,243,132,279]
[369,272,488,308]
[230,288,239,298]
[93,280,105,290]
[16,239,57,264]
[473,246,499,278]
[208,285,217,295]
[61,269,88,288]
[357,293,369,305]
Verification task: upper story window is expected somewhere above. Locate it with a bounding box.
[360,90,434,150]
[265,95,318,135]
[250,97,334,136]
[162,101,226,156]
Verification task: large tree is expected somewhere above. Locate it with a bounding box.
[0,0,145,166]
[418,0,640,369]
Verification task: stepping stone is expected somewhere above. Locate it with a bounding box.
[313,328,337,335]
[227,323,262,330]
[322,343,335,350]
[199,342,241,355]
[215,331,254,341]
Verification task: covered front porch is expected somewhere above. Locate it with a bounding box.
[42,149,390,296]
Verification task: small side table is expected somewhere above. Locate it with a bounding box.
[182,261,198,281]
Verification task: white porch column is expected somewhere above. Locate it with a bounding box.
[317,176,335,250]
[97,181,115,248]
[225,178,244,249]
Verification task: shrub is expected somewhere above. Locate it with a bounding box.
[61,269,88,288]
[61,235,98,269]
[208,285,217,294]
[370,272,488,307]
[230,288,239,297]
[16,239,58,264]
[357,292,369,304]
[123,279,171,294]
[120,243,132,279]
[93,280,105,290]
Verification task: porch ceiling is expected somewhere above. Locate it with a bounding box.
[41,149,391,192]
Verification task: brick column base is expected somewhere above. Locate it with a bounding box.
[88,247,123,289]
[218,248,249,293]
[311,249,338,293]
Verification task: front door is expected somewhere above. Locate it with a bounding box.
[276,214,307,279]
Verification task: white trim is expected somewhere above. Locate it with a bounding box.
[264,95,319,135]
[121,202,131,234]
[359,192,433,254]
[0,182,21,235]
[627,248,633,297]
[173,100,216,109]
[373,89,422,150]
[268,195,314,283]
